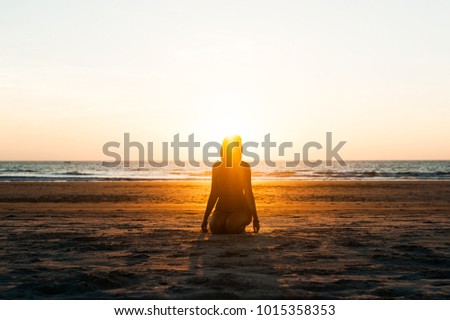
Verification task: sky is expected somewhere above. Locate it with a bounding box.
[1,0,449,161]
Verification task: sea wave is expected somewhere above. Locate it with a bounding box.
[59,171,93,176]
[0,161,449,181]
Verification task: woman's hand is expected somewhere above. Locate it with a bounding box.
[253,219,260,233]
[201,218,208,233]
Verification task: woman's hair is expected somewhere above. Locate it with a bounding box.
[220,135,242,167]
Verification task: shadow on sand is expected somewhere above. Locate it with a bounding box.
[176,232,284,299]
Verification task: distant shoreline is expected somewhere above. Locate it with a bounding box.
[1,160,449,182]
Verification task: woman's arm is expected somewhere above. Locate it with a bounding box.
[201,164,219,232]
[242,163,260,232]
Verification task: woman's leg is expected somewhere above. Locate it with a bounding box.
[209,211,228,234]
[224,211,252,234]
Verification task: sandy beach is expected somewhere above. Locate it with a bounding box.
[1,181,449,299]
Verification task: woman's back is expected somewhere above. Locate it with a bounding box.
[214,161,249,212]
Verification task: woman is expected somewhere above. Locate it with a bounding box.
[201,135,260,234]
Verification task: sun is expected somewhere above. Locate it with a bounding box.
[192,93,265,144]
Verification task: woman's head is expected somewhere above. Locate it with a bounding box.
[220,135,242,167]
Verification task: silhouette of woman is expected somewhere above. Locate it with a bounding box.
[201,135,260,234]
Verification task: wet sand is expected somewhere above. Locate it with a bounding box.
[1,181,449,299]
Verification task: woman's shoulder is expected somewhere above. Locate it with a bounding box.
[212,161,250,168]
[240,161,250,168]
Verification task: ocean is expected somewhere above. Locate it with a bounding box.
[0,161,449,181]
